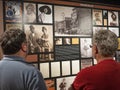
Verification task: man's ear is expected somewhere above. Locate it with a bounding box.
[95,45,98,54]
[21,43,27,52]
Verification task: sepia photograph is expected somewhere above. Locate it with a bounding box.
[55,38,62,45]
[39,53,54,61]
[54,5,92,36]
[80,38,92,58]
[56,76,75,90]
[108,11,119,26]
[81,59,93,69]
[63,38,71,45]
[24,24,53,54]
[38,4,53,23]
[93,9,103,25]
[40,63,50,78]
[5,1,22,22]
[118,38,120,50]
[24,3,36,23]
[6,24,22,31]
[103,10,108,26]
[72,60,80,74]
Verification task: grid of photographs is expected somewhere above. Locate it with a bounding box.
[3,0,120,90]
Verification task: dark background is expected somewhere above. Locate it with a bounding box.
[62,0,120,7]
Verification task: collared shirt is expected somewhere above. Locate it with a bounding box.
[72,59,120,90]
[0,55,47,90]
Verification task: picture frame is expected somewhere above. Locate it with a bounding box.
[72,60,80,74]
[5,1,22,22]
[40,62,50,78]
[24,24,53,54]
[24,2,36,23]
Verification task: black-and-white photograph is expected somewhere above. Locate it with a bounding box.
[6,24,22,31]
[24,25,53,54]
[24,3,36,23]
[54,5,92,36]
[38,4,52,23]
[56,76,75,90]
[51,62,60,77]
[80,38,92,58]
[81,59,93,69]
[5,1,22,22]
[62,61,70,76]
[108,27,119,36]
[108,11,119,26]
[39,63,50,78]
[72,60,80,74]
[93,9,103,25]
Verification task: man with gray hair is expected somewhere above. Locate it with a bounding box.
[69,30,120,90]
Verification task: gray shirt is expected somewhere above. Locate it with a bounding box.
[0,55,47,90]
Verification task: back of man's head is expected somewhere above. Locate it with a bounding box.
[93,30,118,57]
[0,29,26,55]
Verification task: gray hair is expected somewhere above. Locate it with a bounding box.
[93,30,118,57]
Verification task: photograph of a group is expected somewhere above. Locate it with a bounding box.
[5,1,22,22]
[54,5,92,36]
[24,24,53,54]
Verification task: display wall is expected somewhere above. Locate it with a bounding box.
[2,0,120,90]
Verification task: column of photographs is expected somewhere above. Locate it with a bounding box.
[3,0,120,90]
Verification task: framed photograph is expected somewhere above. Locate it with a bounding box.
[38,4,53,23]
[81,59,93,69]
[72,60,80,74]
[54,5,92,36]
[25,54,38,62]
[24,3,36,23]
[6,24,22,31]
[115,51,120,62]
[45,79,55,90]
[93,27,107,34]
[80,38,92,58]
[39,53,54,61]
[93,9,103,25]
[103,10,108,26]
[55,38,62,45]
[51,62,60,77]
[63,38,71,45]
[40,63,50,78]
[108,27,119,37]
[72,38,79,45]
[24,25,53,54]
[62,61,70,76]
[108,11,119,26]
[5,1,22,22]
[56,76,75,90]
